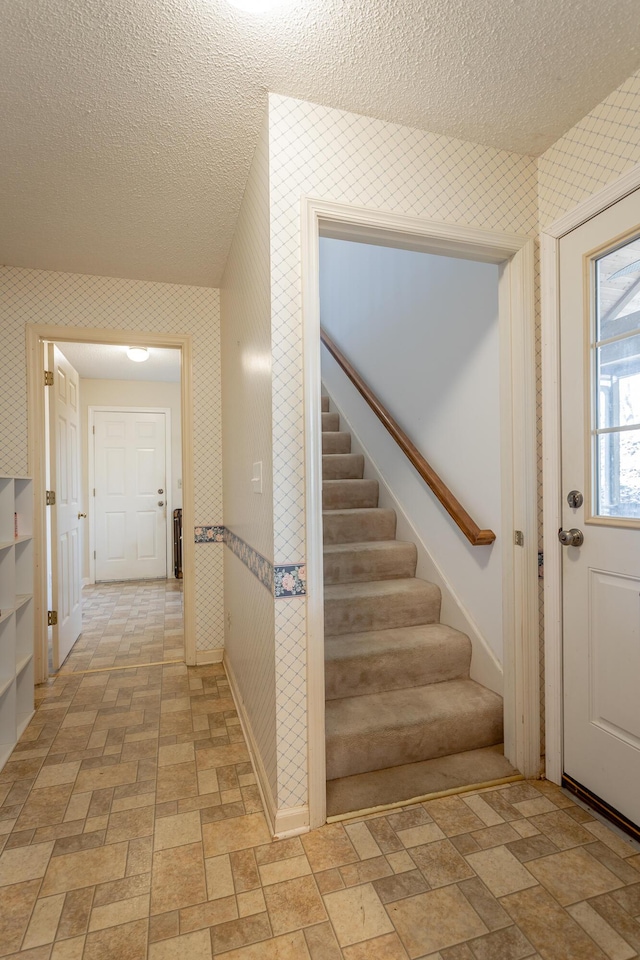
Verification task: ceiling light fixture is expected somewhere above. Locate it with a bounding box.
[127,346,150,363]
[226,0,285,13]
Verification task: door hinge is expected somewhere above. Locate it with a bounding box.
[46,490,56,506]
[93,550,96,560]
[47,610,58,626]
[93,488,95,497]
[92,425,95,434]
[44,370,53,387]
[514,530,524,546]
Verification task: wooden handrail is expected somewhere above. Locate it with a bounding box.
[320,328,496,546]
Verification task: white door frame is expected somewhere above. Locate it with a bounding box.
[26,324,196,682]
[541,162,640,785]
[302,197,539,828]
[88,406,173,583]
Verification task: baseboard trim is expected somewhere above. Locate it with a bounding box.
[224,654,278,836]
[195,648,224,664]
[224,655,310,838]
[273,805,310,839]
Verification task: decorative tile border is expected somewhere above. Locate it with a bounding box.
[274,563,306,598]
[194,525,225,543]
[224,528,274,594]
[196,526,306,598]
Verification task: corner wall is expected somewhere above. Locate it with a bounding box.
[267,93,539,814]
[220,115,279,810]
[538,69,640,227]
[0,267,223,655]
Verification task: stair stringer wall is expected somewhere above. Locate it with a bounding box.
[322,382,503,697]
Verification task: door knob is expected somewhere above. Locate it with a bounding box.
[558,528,584,547]
[158,501,164,507]
[77,512,87,519]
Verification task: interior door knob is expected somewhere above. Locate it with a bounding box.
[77,512,87,519]
[158,501,164,507]
[558,528,584,547]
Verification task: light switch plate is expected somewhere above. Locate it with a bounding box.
[251,461,263,494]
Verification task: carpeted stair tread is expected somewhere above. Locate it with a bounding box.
[325,679,504,779]
[322,453,364,480]
[323,540,417,584]
[322,412,340,431]
[324,577,441,636]
[321,396,330,412]
[325,623,471,699]
[322,431,352,454]
[322,479,379,510]
[326,745,518,816]
[323,508,396,544]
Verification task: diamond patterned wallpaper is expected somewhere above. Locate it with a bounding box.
[267,93,539,811]
[538,69,640,228]
[0,265,223,652]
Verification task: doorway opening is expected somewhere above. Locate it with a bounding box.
[43,340,184,674]
[302,199,539,827]
[27,325,195,684]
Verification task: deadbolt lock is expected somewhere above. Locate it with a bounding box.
[567,490,583,509]
[158,488,163,494]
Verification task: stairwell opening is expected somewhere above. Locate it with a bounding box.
[303,201,539,822]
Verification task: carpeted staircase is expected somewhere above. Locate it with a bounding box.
[321,395,518,816]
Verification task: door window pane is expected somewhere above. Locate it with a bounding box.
[597,429,640,518]
[594,232,640,518]
[597,333,640,429]
[596,235,640,342]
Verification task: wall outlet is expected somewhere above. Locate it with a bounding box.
[251,461,262,494]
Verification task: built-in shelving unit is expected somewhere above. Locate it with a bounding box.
[0,477,34,770]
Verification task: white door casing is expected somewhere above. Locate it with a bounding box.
[27,325,196,684]
[48,344,82,669]
[302,198,539,829]
[93,410,167,582]
[560,189,640,826]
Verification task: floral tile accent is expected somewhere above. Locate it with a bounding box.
[274,564,306,598]
[274,563,307,598]
[194,526,305,598]
[225,528,274,593]
[194,525,225,543]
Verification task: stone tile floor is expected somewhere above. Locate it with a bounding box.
[2,580,640,958]
[55,580,184,674]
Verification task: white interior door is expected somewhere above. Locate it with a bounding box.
[94,410,167,581]
[48,344,82,669]
[561,188,640,828]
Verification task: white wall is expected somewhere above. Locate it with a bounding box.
[320,238,503,661]
[79,377,182,582]
[0,266,223,655]
[221,114,278,810]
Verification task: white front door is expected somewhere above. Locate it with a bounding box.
[94,410,167,581]
[561,188,640,828]
[49,344,83,669]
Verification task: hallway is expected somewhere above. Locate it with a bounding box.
[1,655,640,958]
[55,580,184,675]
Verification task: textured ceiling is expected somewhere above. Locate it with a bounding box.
[2,0,640,288]
[57,342,181,382]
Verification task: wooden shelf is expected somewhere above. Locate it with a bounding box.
[0,478,34,772]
